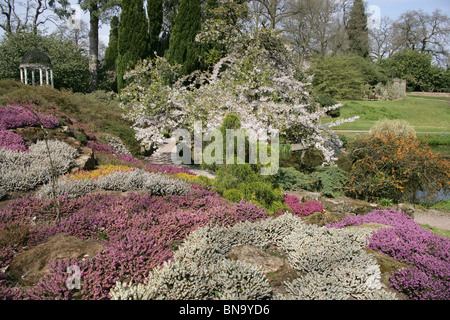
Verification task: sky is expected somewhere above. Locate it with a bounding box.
[367,0,450,19]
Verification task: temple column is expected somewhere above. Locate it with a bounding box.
[39,68,43,86]
[46,69,49,85]
[24,68,28,85]
[19,68,23,83]
[50,69,54,88]
[31,69,35,86]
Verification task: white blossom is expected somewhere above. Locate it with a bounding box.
[119,29,358,165]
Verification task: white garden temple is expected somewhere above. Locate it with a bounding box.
[19,50,54,88]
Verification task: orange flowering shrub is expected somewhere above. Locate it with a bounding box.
[346,133,450,203]
[66,165,134,181]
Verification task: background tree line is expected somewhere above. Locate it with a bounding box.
[0,0,448,95]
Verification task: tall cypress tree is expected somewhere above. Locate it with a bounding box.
[167,0,202,75]
[104,16,119,70]
[147,0,163,58]
[101,16,120,92]
[117,0,149,92]
[347,0,369,58]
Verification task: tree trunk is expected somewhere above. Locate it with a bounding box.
[89,1,99,92]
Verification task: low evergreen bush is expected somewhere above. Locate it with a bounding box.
[214,163,283,214]
[274,166,348,198]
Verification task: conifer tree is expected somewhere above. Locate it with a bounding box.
[104,16,119,70]
[147,0,164,58]
[167,0,202,75]
[117,0,149,92]
[347,0,369,58]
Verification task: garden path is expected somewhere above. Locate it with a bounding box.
[413,209,450,231]
[144,138,216,179]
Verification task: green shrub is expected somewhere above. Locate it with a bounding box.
[310,166,348,198]
[274,167,312,191]
[214,163,282,213]
[378,198,394,207]
[223,189,245,203]
[309,56,366,99]
[268,200,290,215]
[73,131,87,146]
[316,94,340,117]
[239,181,284,208]
[200,114,274,174]
[337,134,349,149]
[214,163,261,193]
[200,115,244,172]
[219,114,241,136]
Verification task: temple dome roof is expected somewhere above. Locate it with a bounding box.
[20,50,52,67]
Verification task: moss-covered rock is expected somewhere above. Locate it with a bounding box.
[364,249,410,300]
[302,210,349,227]
[226,244,300,295]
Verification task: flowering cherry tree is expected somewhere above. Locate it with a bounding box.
[120,28,358,165]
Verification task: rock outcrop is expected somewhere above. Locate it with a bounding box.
[226,244,300,295]
[73,146,96,172]
[9,233,104,285]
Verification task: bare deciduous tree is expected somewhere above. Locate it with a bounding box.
[0,0,57,34]
[53,19,89,51]
[391,9,449,66]
[249,0,289,30]
[369,16,398,61]
[282,0,344,62]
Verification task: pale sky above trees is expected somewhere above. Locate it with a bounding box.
[369,0,449,19]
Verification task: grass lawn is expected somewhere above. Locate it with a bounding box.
[407,95,450,101]
[327,96,450,133]
[420,224,450,238]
